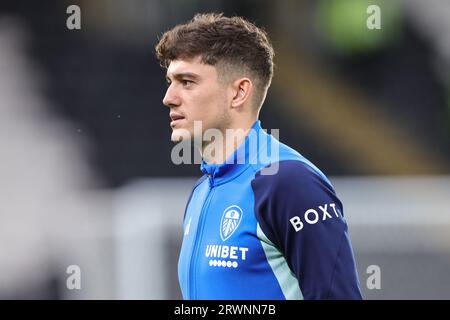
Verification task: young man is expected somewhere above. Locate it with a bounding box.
[156,13,363,300]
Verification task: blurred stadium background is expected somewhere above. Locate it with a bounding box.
[0,0,449,299]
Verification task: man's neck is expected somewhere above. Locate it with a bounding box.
[200,119,257,165]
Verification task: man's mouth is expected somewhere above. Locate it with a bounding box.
[170,112,185,127]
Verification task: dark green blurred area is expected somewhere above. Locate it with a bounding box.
[317,0,402,54]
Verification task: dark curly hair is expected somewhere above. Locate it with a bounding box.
[155,13,275,109]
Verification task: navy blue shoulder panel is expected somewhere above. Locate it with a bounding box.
[183,175,207,221]
[251,160,362,300]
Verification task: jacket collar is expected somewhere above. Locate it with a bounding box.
[200,120,265,185]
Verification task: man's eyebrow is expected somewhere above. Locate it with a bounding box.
[166,72,200,81]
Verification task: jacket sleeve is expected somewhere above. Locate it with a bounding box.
[251,160,363,300]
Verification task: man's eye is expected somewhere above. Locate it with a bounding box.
[182,80,194,87]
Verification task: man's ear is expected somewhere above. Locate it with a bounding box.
[231,78,253,109]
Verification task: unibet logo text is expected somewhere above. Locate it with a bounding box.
[205,245,249,268]
[289,203,341,232]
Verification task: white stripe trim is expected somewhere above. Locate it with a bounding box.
[257,223,303,300]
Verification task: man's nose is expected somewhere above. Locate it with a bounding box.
[163,85,181,108]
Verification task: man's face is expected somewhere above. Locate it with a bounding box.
[163,56,232,142]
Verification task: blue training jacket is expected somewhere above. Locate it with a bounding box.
[178,120,363,300]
